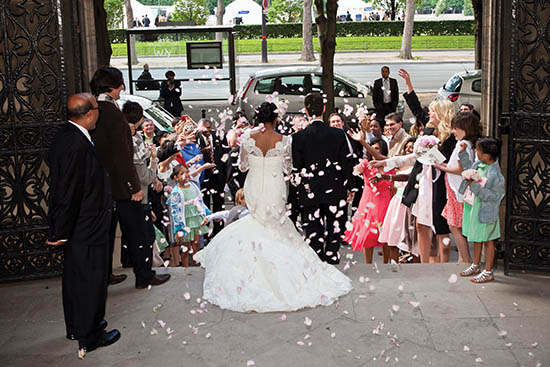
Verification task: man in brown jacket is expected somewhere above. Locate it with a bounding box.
[90,67,170,289]
[385,112,412,157]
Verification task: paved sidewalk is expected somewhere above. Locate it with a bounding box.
[111,49,474,69]
[1,247,548,367]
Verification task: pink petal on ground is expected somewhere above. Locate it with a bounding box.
[448,274,458,283]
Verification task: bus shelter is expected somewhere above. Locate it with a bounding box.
[125,25,237,100]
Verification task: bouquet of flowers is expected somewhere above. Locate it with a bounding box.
[461,169,488,205]
[413,135,440,155]
[461,169,481,182]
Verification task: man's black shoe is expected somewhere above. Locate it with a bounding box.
[109,273,127,285]
[325,256,340,265]
[67,320,108,340]
[79,329,121,354]
[135,274,171,289]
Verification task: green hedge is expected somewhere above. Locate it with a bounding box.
[109,20,474,43]
[234,20,475,39]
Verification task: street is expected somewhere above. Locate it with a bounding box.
[121,62,475,101]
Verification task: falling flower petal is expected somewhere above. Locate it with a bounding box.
[279,314,287,321]
[499,313,506,318]
[475,357,483,363]
[330,332,336,338]
[157,320,166,328]
[497,330,508,338]
[448,274,458,283]
[391,304,400,312]
[304,317,312,327]
[463,345,470,352]
[205,332,211,339]
[297,341,305,346]
[408,300,420,308]
[150,328,159,336]
[247,361,256,367]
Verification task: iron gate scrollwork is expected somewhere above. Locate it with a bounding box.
[0,0,69,281]
[504,0,550,272]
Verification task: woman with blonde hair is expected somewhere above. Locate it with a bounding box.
[370,70,457,264]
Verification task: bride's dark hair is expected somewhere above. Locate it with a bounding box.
[254,102,278,126]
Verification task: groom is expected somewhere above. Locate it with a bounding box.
[291,92,354,264]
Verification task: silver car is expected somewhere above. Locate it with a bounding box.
[234,66,403,119]
[117,94,175,133]
[437,70,482,112]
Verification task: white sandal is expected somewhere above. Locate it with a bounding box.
[471,270,494,283]
[460,263,481,277]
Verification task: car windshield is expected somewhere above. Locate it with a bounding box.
[146,105,174,133]
[444,75,463,92]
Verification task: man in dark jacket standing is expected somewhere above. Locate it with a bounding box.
[160,70,183,117]
[90,66,170,289]
[47,93,120,357]
[372,66,399,122]
[291,93,355,264]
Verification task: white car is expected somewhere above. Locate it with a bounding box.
[437,70,482,112]
[234,66,404,119]
[117,94,175,133]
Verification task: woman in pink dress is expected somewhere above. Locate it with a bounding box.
[343,138,395,263]
[378,138,417,261]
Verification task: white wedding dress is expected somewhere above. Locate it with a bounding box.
[193,130,352,313]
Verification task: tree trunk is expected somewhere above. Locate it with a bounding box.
[125,0,139,65]
[215,0,224,41]
[314,0,337,120]
[94,0,112,67]
[390,0,396,20]
[300,0,315,61]
[472,0,482,69]
[399,0,415,59]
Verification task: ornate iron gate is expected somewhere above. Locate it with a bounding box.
[502,0,550,272]
[0,0,70,281]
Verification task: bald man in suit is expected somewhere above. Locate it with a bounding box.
[47,93,120,358]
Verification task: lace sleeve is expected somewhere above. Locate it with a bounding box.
[385,153,417,169]
[237,130,250,172]
[282,135,292,175]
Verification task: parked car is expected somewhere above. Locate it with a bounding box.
[117,94,175,134]
[437,70,482,112]
[233,66,404,120]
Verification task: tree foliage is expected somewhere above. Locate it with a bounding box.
[267,0,303,23]
[172,0,211,24]
[463,0,473,16]
[105,0,125,29]
[206,0,232,13]
[137,0,176,4]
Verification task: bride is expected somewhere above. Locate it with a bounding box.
[193,102,352,313]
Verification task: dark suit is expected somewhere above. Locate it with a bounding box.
[291,120,354,263]
[372,77,399,121]
[197,131,230,237]
[91,100,155,287]
[160,80,183,117]
[227,146,247,199]
[47,123,112,347]
[136,70,160,90]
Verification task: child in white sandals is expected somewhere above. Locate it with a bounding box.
[457,137,505,283]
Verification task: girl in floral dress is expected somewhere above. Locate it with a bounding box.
[343,138,395,264]
[167,164,210,267]
[433,112,481,263]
